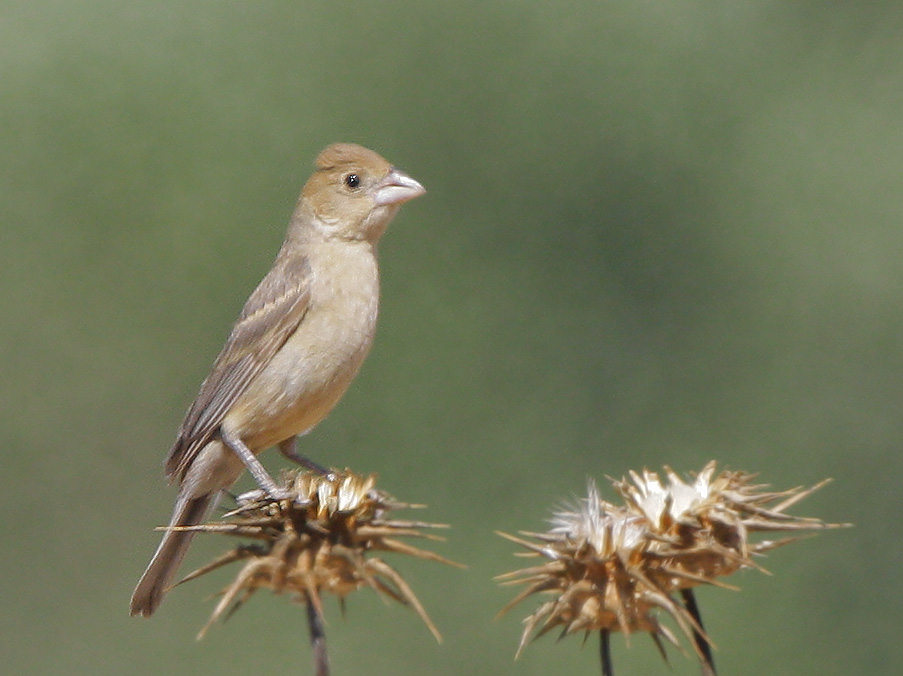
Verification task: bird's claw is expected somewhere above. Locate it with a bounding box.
[264,487,296,504]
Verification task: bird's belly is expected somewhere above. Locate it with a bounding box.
[224,285,377,451]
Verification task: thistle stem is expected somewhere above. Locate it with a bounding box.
[680,589,716,676]
[600,629,613,676]
[306,595,329,676]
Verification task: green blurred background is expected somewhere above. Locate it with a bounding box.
[2,2,900,674]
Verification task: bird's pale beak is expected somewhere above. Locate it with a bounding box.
[374,169,426,206]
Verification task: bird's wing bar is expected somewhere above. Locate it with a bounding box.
[165,255,312,480]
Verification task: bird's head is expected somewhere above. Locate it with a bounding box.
[300,143,425,242]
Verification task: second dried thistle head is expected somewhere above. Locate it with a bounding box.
[497,462,846,666]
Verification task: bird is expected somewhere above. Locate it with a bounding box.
[130,143,425,617]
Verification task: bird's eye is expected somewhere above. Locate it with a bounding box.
[344,173,361,189]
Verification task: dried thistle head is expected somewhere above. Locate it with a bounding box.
[497,462,847,671]
[497,486,695,659]
[175,469,461,641]
[611,462,839,581]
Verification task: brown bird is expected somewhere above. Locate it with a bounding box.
[130,143,425,617]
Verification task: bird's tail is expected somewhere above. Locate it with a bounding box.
[130,492,213,617]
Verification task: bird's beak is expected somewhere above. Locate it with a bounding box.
[373,169,426,206]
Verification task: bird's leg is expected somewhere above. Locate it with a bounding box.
[278,437,332,476]
[220,427,286,499]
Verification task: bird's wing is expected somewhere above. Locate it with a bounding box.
[165,254,311,480]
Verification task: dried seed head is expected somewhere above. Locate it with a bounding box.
[175,469,461,641]
[497,462,847,668]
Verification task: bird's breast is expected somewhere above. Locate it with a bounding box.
[226,241,380,448]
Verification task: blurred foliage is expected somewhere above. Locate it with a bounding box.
[1,2,901,675]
